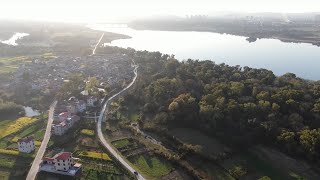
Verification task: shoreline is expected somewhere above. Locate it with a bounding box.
[129,26,320,47]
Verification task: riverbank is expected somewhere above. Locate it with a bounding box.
[129,19,320,47]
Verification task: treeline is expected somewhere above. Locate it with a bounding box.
[0,100,23,117]
[98,46,320,163]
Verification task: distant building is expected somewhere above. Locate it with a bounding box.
[52,115,80,136]
[316,15,320,23]
[87,96,98,107]
[53,122,68,136]
[17,136,35,153]
[76,100,86,112]
[59,112,70,122]
[66,104,77,114]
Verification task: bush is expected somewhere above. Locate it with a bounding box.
[229,165,247,179]
[80,129,95,136]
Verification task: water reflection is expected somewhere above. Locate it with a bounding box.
[90,24,320,80]
[0,32,29,46]
[24,106,40,117]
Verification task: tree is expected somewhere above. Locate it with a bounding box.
[256,91,269,101]
[86,77,100,95]
[277,130,297,153]
[272,103,280,113]
[312,103,320,113]
[229,165,247,179]
[299,129,320,158]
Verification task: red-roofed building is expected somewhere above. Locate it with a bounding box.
[17,136,35,153]
[54,152,73,171]
[59,112,70,122]
[42,152,79,172]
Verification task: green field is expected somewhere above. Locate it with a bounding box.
[81,129,95,136]
[79,151,112,161]
[0,56,30,74]
[0,115,46,179]
[128,153,173,179]
[0,117,40,139]
[169,128,228,157]
[112,138,130,149]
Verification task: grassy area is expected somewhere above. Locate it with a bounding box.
[128,153,173,179]
[81,129,95,136]
[0,170,10,180]
[79,151,112,161]
[41,52,57,60]
[0,117,40,139]
[81,161,124,180]
[0,56,30,74]
[241,151,285,180]
[128,111,139,122]
[0,116,45,180]
[200,162,234,180]
[169,128,228,157]
[112,138,130,149]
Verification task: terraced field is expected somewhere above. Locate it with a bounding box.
[0,115,46,179]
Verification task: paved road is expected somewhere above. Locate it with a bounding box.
[92,33,105,55]
[26,101,57,180]
[97,63,146,180]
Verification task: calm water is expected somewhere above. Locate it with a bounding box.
[90,24,320,80]
[24,106,40,117]
[0,32,29,46]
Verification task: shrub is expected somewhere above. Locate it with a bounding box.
[80,129,95,136]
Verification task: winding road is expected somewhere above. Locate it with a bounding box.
[92,33,105,55]
[26,101,57,180]
[97,63,146,180]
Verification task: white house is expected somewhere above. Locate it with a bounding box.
[53,122,68,136]
[87,96,98,107]
[43,152,75,172]
[52,115,80,136]
[54,152,74,171]
[17,136,35,153]
[76,100,86,112]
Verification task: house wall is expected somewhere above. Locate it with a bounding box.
[18,141,35,153]
[53,157,73,171]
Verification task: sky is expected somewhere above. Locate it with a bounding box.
[0,0,320,22]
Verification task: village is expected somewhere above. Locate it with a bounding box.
[6,51,140,179]
[9,53,133,95]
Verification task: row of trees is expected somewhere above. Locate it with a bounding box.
[0,100,23,117]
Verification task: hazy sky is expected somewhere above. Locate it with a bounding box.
[1,0,319,22]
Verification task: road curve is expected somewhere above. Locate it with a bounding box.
[97,64,146,180]
[27,101,57,180]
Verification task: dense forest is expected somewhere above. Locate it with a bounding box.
[99,46,320,165]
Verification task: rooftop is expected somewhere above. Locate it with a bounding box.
[17,136,34,143]
[54,152,72,161]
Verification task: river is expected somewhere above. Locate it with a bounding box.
[89,24,320,80]
[0,32,29,46]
